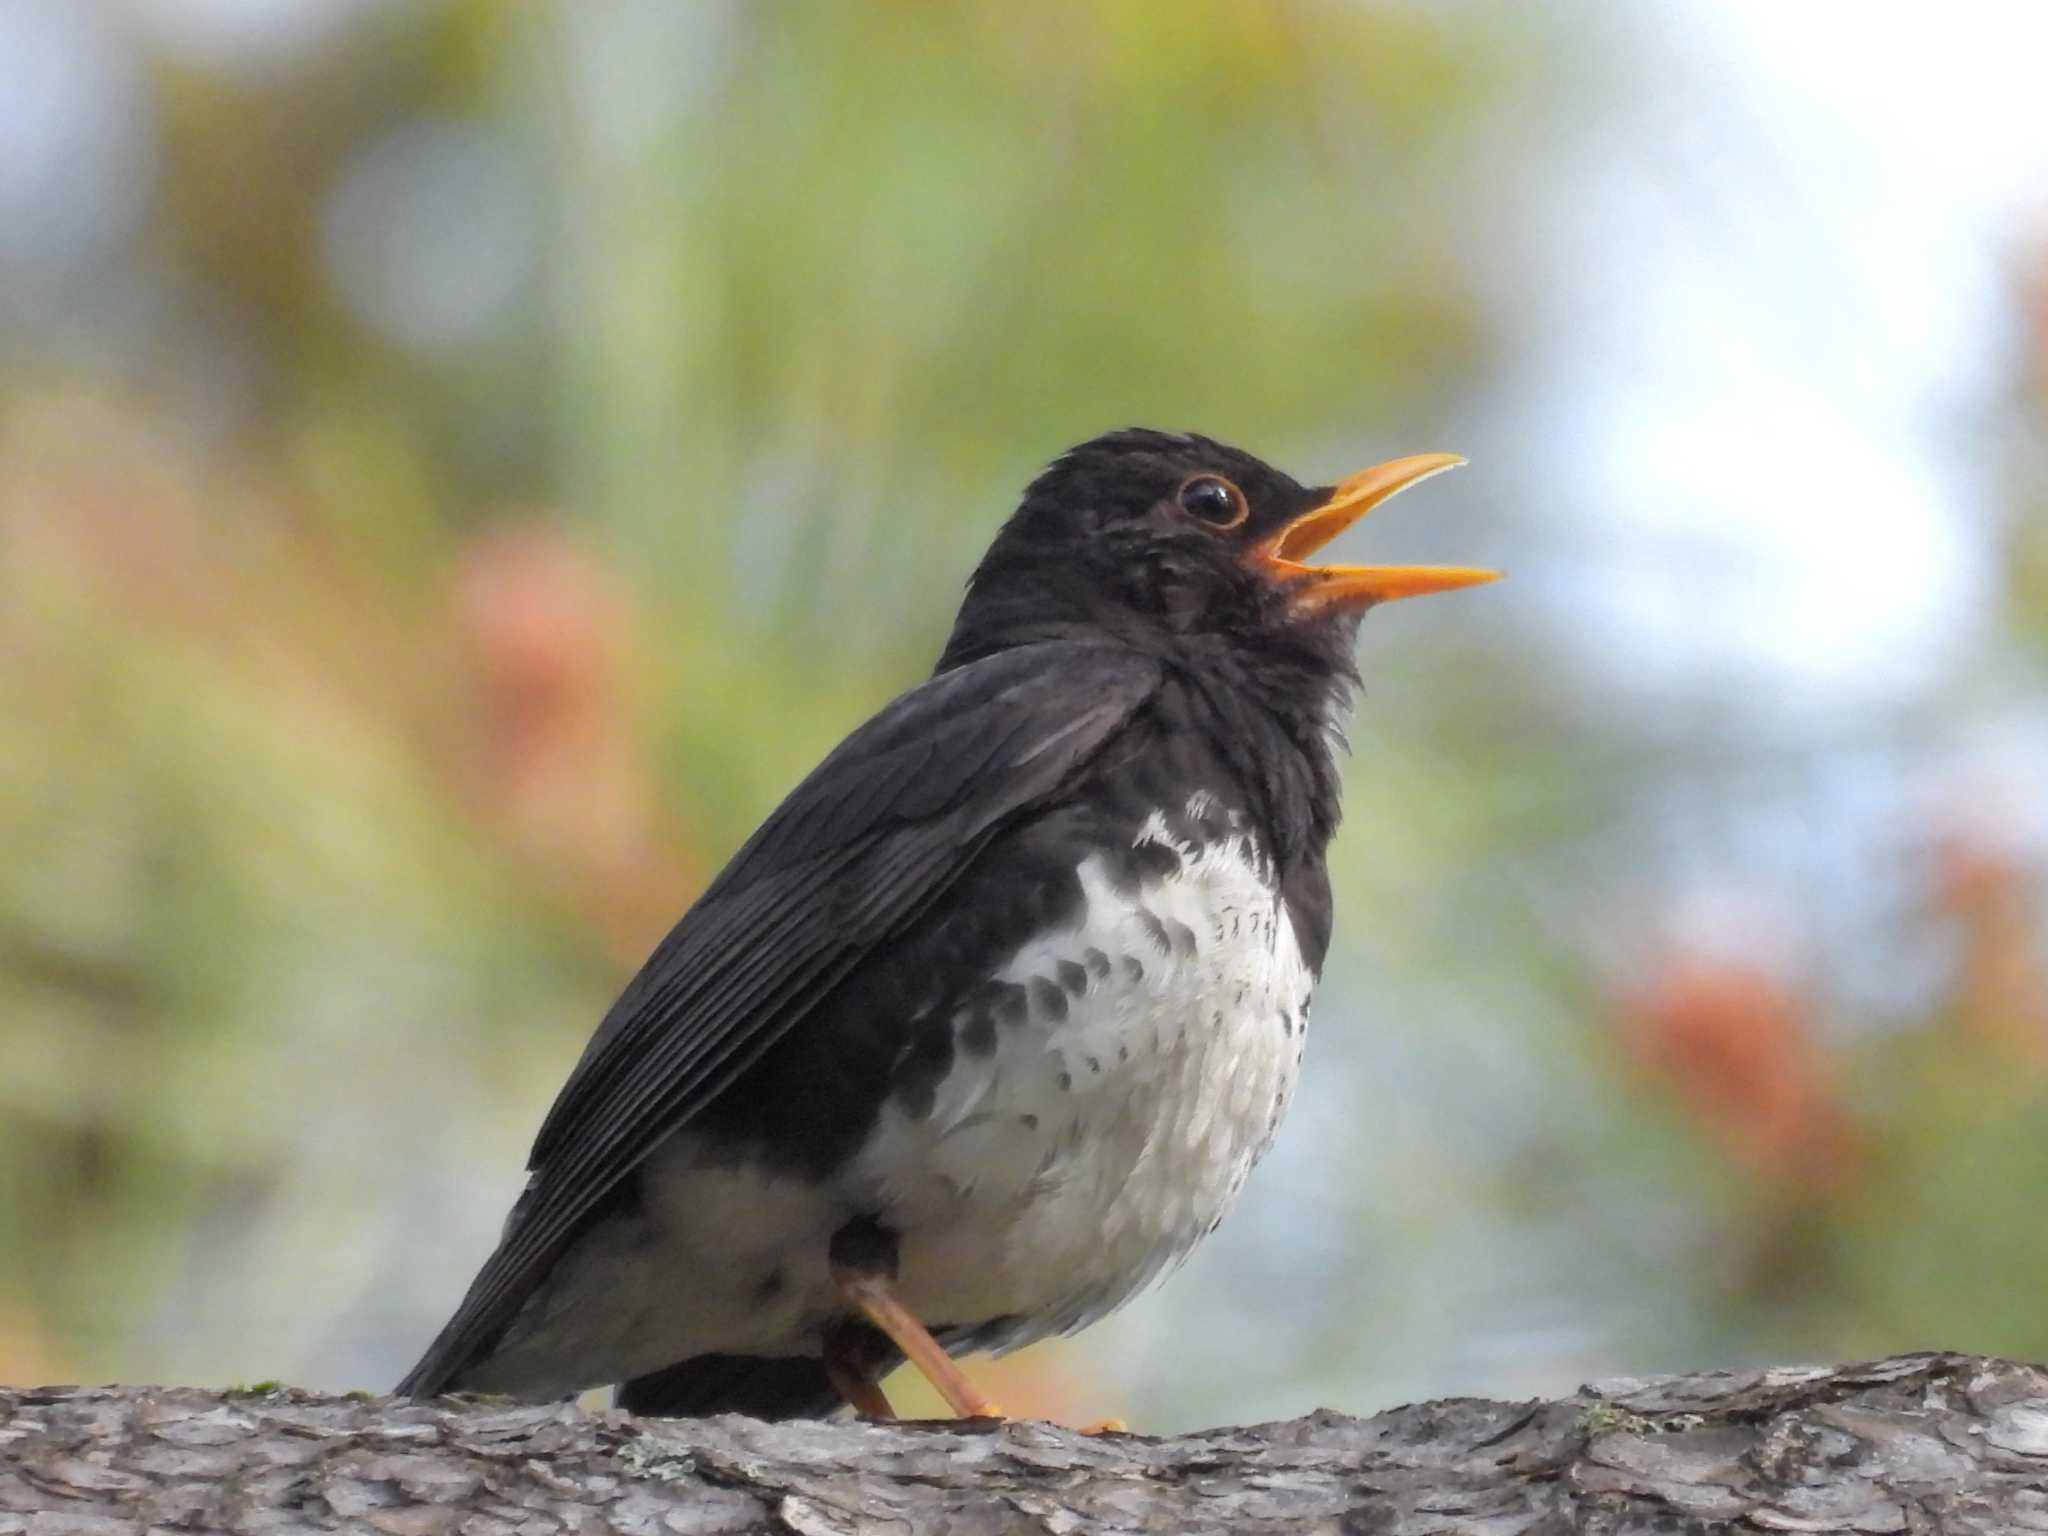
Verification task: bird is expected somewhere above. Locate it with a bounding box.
[397,428,1497,1423]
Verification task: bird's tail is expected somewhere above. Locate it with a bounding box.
[393,1258,520,1401]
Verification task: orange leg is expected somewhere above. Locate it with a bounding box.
[831,1266,1004,1420]
[828,1218,1004,1421]
[822,1319,897,1420]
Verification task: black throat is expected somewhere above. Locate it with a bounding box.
[1154,629,1356,904]
[949,633,1353,939]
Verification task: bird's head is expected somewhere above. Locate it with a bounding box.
[938,429,1498,679]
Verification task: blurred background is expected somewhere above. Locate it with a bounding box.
[3,0,2046,1433]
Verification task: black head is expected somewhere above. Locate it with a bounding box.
[936,428,1491,678]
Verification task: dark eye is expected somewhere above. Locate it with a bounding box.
[1177,474,1248,529]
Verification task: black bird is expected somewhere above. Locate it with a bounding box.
[398,429,1496,1421]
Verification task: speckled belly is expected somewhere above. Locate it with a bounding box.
[465,815,1317,1395]
[846,817,1315,1349]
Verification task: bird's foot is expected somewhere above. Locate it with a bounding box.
[828,1218,1005,1421]
[823,1317,899,1421]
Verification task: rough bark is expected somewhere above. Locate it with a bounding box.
[3,1353,2045,1534]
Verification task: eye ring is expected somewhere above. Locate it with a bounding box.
[1176,474,1249,530]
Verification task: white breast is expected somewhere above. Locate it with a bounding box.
[465,802,1317,1395]
[848,799,1314,1350]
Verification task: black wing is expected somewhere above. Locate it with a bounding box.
[398,642,1161,1395]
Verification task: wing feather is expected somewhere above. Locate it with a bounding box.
[398,643,1160,1395]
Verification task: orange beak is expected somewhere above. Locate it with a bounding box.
[1250,453,1500,613]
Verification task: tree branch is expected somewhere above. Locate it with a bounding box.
[3,1353,2045,1534]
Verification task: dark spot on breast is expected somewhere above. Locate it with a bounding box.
[1057,1070,1072,1091]
[1082,947,1111,979]
[991,981,1029,1025]
[896,1078,936,1120]
[1085,1055,1101,1074]
[1019,1113,1039,1131]
[1168,919,1199,956]
[1121,954,1145,983]
[1117,1044,1129,1062]
[1136,910,1173,956]
[755,1268,785,1302]
[1031,977,1068,1021]
[1281,1008,1296,1038]
[1124,837,1182,886]
[1233,984,1246,1008]
[1057,959,1089,996]
[960,1009,997,1058]
[893,1018,954,1120]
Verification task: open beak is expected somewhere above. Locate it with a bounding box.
[1250,453,1500,613]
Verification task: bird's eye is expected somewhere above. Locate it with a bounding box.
[1176,474,1248,529]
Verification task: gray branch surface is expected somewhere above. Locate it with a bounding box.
[4,1353,2047,1534]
